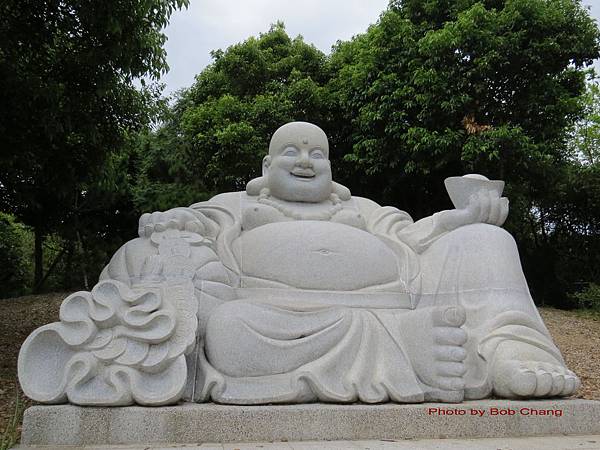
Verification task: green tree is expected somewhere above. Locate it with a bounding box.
[328,0,600,218]
[58,137,142,291]
[569,80,600,165]
[540,79,600,305]
[131,102,215,213]
[327,0,600,306]
[0,213,32,298]
[137,22,332,205]
[0,0,188,290]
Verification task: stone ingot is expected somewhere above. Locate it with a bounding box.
[444,174,504,209]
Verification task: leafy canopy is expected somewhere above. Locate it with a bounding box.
[134,22,332,211]
[0,0,188,231]
[328,0,600,217]
[0,0,188,290]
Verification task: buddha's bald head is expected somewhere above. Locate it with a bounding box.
[264,122,332,203]
[268,122,329,158]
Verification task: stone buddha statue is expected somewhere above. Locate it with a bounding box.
[18,121,579,406]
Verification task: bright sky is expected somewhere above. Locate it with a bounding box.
[159,0,600,96]
[159,0,387,94]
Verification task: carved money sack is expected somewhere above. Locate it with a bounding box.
[19,122,580,405]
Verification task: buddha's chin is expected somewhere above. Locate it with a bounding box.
[268,176,332,203]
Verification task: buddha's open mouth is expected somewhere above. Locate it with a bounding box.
[291,170,315,180]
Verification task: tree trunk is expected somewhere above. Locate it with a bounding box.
[36,246,66,292]
[76,229,89,290]
[33,227,44,293]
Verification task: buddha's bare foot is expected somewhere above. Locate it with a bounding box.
[491,340,580,398]
[400,305,468,402]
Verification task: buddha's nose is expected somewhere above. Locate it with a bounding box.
[297,153,312,168]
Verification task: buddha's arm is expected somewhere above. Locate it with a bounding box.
[100,198,238,346]
[101,195,242,285]
[396,192,509,253]
[356,192,508,254]
[138,207,220,239]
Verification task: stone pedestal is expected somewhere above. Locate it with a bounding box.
[21,399,600,446]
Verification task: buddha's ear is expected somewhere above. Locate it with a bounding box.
[332,181,351,201]
[246,176,266,196]
[262,155,271,176]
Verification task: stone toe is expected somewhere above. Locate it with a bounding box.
[510,366,538,396]
[433,305,466,327]
[434,327,468,346]
[561,370,580,396]
[492,360,536,397]
[437,376,465,392]
[549,370,565,396]
[573,372,582,391]
[562,375,576,396]
[533,369,553,396]
[435,346,467,362]
[437,361,467,377]
[493,359,582,399]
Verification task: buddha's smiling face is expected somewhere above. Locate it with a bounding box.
[265,122,332,203]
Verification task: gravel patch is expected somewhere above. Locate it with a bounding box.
[539,308,600,401]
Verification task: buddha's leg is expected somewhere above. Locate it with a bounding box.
[418,223,579,399]
[205,300,468,403]
[204,300,352,377]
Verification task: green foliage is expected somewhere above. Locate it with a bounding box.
[571,283,600,310]
[55,135,142,290]
[328,0,600,219]
[0,213,31,298]
[0,0,187,226]
[131,110,214,212]
[514,160,600,307]
[569,80,600,164]
[138,23,332,199]
[0,387,24,450]
[491,76,600,308]
[0,0,188,289]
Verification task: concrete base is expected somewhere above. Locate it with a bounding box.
[21,400,600,446]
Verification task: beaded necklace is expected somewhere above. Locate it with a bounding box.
[257,188,343,220]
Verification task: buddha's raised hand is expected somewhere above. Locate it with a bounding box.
[138,207,214,238]
[464,190,509,226]
[437,190,509,231]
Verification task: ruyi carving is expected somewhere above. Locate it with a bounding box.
[19,122,579,406]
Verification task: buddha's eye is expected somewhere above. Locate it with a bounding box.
[282,146,298,157]
[310,150,325,159]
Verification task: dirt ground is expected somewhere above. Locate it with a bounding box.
[0,292,65,437]
[1,293,599,436]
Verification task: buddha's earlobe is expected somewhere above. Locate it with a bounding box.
[332,181,351,201]
[262,155,272,176]
[246,177,266,196]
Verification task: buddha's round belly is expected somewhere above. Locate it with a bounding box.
[235,221,400,290]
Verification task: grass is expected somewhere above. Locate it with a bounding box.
[0,390,24,450]
[573,308,600,320]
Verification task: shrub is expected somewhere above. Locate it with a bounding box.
[0,213,32,298]
[572,283,600,311]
